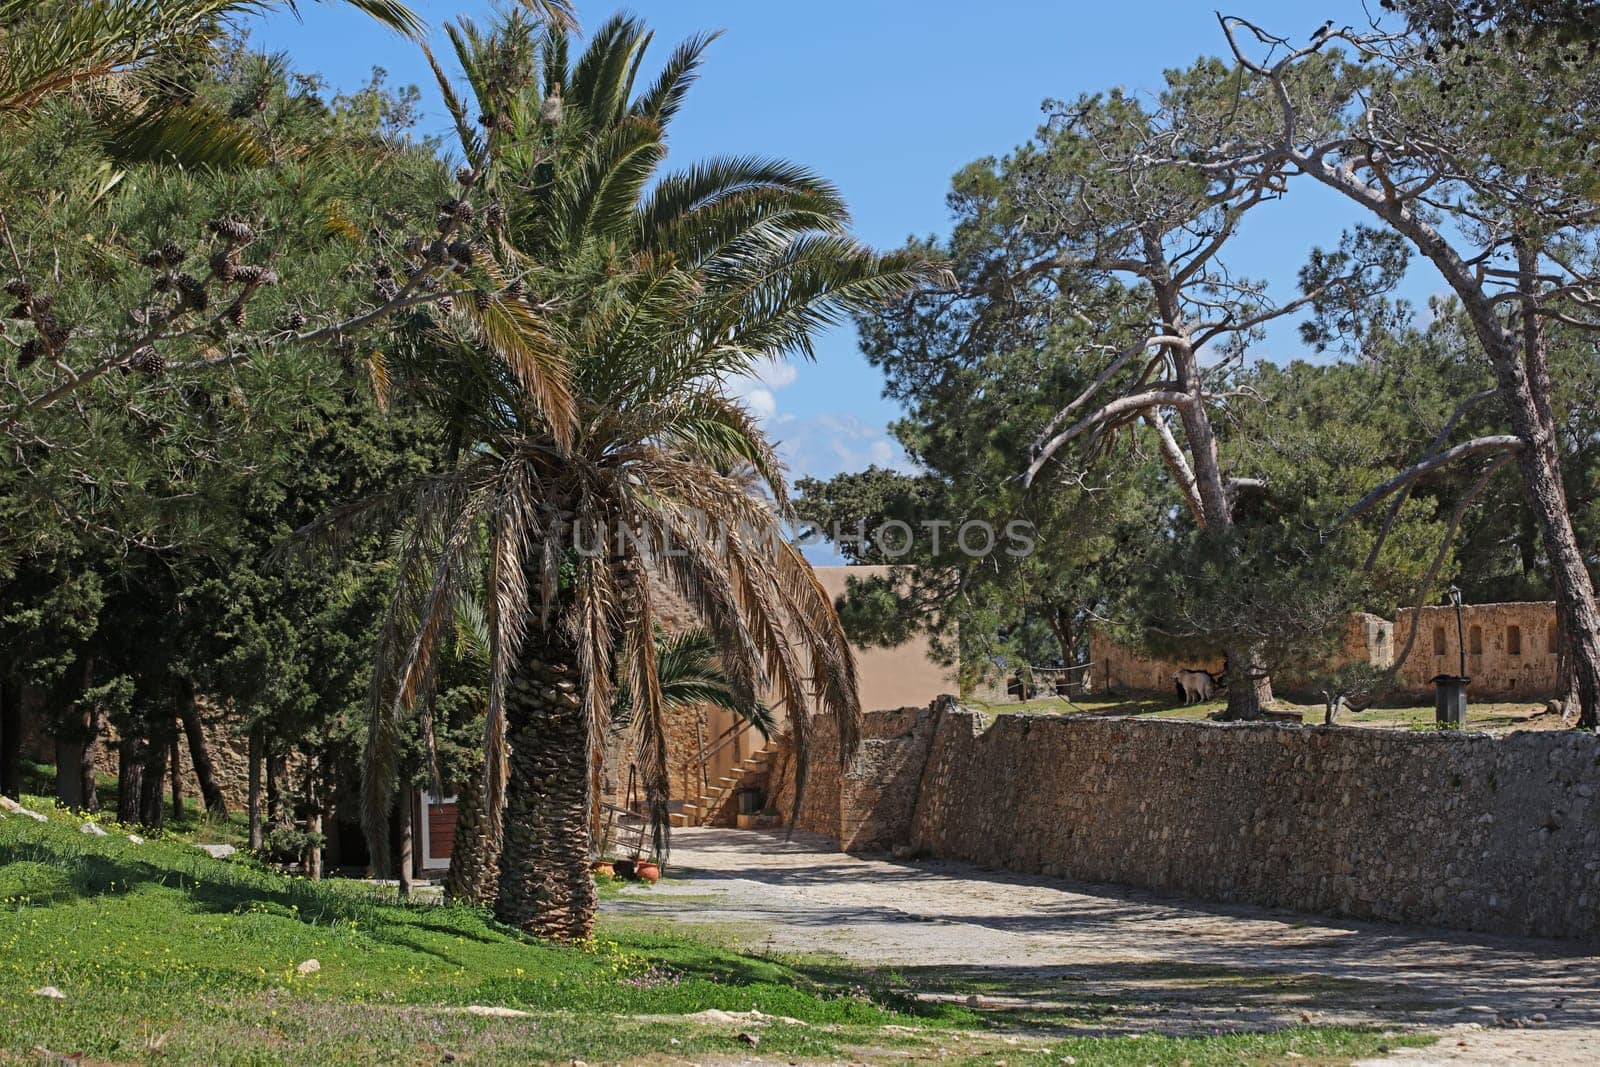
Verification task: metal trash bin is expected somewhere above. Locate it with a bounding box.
[1432,674,1469,728]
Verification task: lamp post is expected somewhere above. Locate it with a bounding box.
[1432,586,1470,728]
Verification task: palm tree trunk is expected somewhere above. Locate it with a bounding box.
[494,632,596,941]
[445,756,500,905]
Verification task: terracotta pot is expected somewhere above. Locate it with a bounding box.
[591,861,615,879]
[633,860,661,884]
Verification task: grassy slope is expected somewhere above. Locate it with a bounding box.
[0,798,1428,1065]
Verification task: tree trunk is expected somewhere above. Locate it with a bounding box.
[1511,429,1600,727]
[170,732,183,822]
[177,689,227,817]
[445,757,501,906]
[78,702,100,813]
[265,745,279,827]
[397,786,415,898]
[56,658,100,810]
[1149,259,1269,721]
[307,809,324,880]
[55,731,84,809]
[0,674,22,800]
[1299,167,1600,728]
[117,735,145,825]
[304,756,323,881]
[1512,237,1600,727]
[494,631,596,941]
[138,730,169,828]
[247,726,264,851]
[1221,648,1274,719]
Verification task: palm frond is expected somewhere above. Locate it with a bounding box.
[316,0,425,40]
[629,31,716,126]
[454,263,576,450]
[97,97,270,170]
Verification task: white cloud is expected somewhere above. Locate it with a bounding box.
[769,412,916,483]
[726,357,798,421]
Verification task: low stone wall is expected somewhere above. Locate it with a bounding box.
[797,701,1600,942]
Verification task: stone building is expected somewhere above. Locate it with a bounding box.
[1088,601,1561,703]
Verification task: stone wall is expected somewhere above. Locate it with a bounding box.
[1087,612,1418,701]
[1090,634,1226,696]
[767,713,840,837]
[17,696,262,814]
[836,701,945,852]
[797,701,1600,942]
[1393,602,1559,700]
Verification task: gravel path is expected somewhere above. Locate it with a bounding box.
[603,828,1600,1065]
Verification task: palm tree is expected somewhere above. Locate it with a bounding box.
[0,2,576,171]
[445,624,773,906]
[326,12,940,939]
[0,0,436,114]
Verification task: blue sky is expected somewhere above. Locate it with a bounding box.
[252,0,1424,482]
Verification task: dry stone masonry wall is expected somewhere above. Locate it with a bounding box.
[784,703,1600,942]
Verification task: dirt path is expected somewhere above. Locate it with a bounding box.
[603,828,1600,1065]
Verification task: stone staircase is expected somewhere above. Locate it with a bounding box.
[670,742,776,828]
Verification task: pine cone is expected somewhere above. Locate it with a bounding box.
[283,309,308,331]
[447,241,474,268]
[153,272,176,293]
[403,235,424,255]
[225,302,247,328]
[435,295,455,317]
[209,251,238,283]
[3,278,30,300]
[453,201,476,225]
[503,277,525,300]
[160,240,187,266]
[456,166,477,187]
[128,346,165,375]
[208,218,257,245]
[232,264,277,287]
[33,309,66,346]
[373,259,394,280]
[141,249,166,269]
[374,277,399,302]
[438,198,464,218]
[17,338,41,368]
[486,202,506,229]
[176,273,208,311]
[473,290,491,311]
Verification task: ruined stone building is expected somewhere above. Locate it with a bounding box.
[1090,601,1563,702]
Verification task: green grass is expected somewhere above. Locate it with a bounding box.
[0,797,1431,1065]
